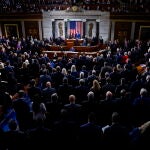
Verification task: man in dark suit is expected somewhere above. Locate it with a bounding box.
[27,117,53,150]
[58,77,74,104]
[52,108,79,150]
[4,120,27,150]
[132,88,150,126]
[41,81,56,104]
[13,90,31,130]
[64,94,82,123]
[75,31,81,39]
[79,112,103,149]
[103,112,130,150]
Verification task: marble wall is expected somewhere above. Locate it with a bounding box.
[42,10,110,42]
[55,20,65,38]
[42,17,52,39]
[85,20,96,38]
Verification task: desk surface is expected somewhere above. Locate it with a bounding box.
[47,45,99,51]
[42,49,108,59]
[65,38,84,41]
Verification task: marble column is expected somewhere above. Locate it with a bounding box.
[42,17,52,39]
[52,19,55,39]
[110,21,115,41]
[64,19,68,38]
[21,21,25,38]
[38,21,42,40]
[96,19,100,39]
[0,24,2,37]
[130,22,135,40]
[82,19,86,38]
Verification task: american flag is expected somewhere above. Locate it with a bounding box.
[69,21,82,38]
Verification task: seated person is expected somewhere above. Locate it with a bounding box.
[69,46,75,52]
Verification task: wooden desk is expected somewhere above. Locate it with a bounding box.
[74,46,99,52]
[42,51,98,59]
[46,45,100,52]
[47,45,68,51]
[67,42,74,48]
[65,39,84,47]
[65,39,84,43]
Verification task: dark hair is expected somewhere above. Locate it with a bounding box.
[112,112,120,123]
[88,112,96,123]
[63,77,68,84]
[51,93,58,103]
[8,119,17,130]
[18,90,24,98]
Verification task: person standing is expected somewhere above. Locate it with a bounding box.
[75,31,81,39]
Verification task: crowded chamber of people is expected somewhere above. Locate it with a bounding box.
[0,33,150,149]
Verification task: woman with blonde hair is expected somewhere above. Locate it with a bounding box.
[90,79,102,102]
[70,64,78,78]
[61,67,68,77]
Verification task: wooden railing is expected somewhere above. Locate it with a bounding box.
[45,44,106,52]
[42,44,107,59]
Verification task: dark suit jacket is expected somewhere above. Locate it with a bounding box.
[58,84,74,104]
[42,87,56,103]
[79,122,103,149]
[53,119,79,149]
[27,126,53,150]
[75,33,81,39]
[4,130,26,150]
[64,103,82,123]
[103,123,130,149]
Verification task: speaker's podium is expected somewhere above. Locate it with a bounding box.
[65,39,83,49]
[66,41,74,49]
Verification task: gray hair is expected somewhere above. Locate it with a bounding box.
[140,88,147,96]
